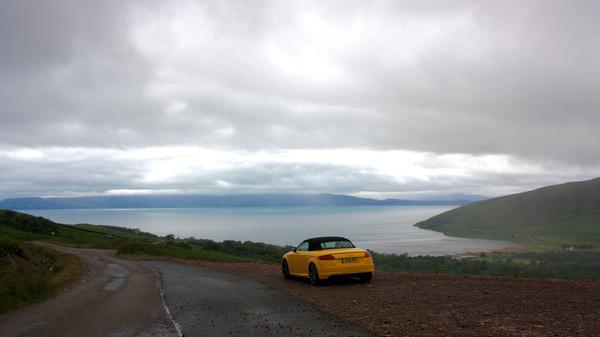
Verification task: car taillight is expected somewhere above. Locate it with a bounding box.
[319,254,336,260]
[363,251,371,258]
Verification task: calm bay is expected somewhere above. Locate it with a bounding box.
[23,206,514,255]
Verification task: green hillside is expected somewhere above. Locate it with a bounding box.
[0,209,140,249]
[0,209,291,263]
[416,177,600,249]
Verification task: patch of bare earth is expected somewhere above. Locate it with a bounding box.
[171,259,600,337]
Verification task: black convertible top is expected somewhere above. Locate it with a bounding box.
[301,236,354,251]
[304,236,351,244]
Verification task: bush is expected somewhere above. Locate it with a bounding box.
[116,243,161,256]
[371,250,600,280]
[0,235,25,259]
[185,237,293,263]
[175,241,192,249]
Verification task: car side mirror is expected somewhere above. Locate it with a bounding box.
[293,248,297,253]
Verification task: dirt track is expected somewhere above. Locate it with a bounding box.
[180,260,600,337]
[0,245,176,337]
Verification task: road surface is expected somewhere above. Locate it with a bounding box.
[0,246,373,337]
[0,245,176,337]
[147,261,374,337]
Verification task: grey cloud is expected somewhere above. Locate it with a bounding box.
[0,1,599,198]
[0,151,395,198]
[2,1,599,161]
[0,147,596,199]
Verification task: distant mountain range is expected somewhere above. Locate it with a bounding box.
[0,193,487,210]
[416,177,600,248]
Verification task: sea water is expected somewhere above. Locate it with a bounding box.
[23,206,514,255]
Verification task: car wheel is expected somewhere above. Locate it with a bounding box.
[282,260,291,280]
[359,272,373,283]
[308,263,321,285]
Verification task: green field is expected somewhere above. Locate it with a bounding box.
[416,177,600,250]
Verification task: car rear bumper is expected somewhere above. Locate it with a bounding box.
[318,260,375,279]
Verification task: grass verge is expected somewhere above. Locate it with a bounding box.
[0,235,83,313]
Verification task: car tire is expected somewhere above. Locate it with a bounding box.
[359,272,373,283]
[308,263,321,285]
[282,260,291,280]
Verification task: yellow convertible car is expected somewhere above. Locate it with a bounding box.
[282,236,375,285]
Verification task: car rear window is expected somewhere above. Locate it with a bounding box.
[319,240,354,250]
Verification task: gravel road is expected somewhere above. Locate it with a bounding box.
[0,247,373,337]
[0,244,176,337]
[147,261,374,337]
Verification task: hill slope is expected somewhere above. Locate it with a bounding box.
[416,177,600,249]
[0,234,82,313]
[0,209,290,263]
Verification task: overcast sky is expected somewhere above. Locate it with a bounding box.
[1,0,599,200]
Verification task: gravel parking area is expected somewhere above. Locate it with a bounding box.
[177,259,600,337]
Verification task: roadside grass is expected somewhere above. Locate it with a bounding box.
[0,235,83,313]
[74,223,158,240]
[116,242,248,262]
[116,238,295,263]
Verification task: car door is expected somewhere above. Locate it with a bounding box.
[296,243,313,276]
[288,241,309,275]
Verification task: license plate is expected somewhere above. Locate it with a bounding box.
[341,258,358,263]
